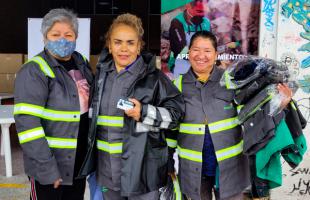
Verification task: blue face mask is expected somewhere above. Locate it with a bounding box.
[45,38,76,58]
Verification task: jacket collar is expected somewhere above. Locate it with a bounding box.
[40,49,86,69]
[185,65,223,83]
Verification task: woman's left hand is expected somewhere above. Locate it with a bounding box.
[277,83,293,109]
[125,98,141,121]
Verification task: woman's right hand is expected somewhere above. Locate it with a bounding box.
[53,178,63,189]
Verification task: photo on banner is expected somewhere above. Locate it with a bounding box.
[161,0,261,79]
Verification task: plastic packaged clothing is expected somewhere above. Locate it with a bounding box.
[234,75,274,105]
[220,56,292,90]
[242,103,285,155]
[237,85,274,124]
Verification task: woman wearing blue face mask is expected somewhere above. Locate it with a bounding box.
[14,8,93,200]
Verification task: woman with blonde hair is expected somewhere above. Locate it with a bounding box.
[82,13,184,200]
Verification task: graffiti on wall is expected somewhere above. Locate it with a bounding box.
[281,0,310,69]
[263,0,278,31]
[259,0,278,59]
[289,168,310,195]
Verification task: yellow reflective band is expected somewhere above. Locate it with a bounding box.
[97,140,123,154]
[173,75,183,92]
[166,138,177,148]
[216,140,243,162]
[239,94,273,123]
[177,145,202,162]
[82,55,88,62]
[18,127,45,144]
[209,117,239,134]
[173,175,182,200]
[14,103,44,117]
[28,56,55,78]
[224,71,237,89]
[237,105,244,113]
[14,103,80,122]
[179,123,205,135]
[290,101,297,110]
[43,108,80,122]
[97,115,124,127]
[46,137,77,149]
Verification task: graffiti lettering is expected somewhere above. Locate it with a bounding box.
[290,178,310,195]
[289,168,310,176]
[262,0,277,31]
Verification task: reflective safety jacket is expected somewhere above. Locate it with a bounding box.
[14,50,93,185]
[169,67,250,200]
[81,49,185,196]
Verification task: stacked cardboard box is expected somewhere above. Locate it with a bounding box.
[0,54,23,93]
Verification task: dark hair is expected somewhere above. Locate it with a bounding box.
[189,31,217,50]
[190,0,206,6]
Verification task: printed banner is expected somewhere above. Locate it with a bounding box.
[161,0,261,79]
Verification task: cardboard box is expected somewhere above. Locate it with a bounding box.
[0,73,16,93]
[89,55,100,73]
[156,56,161,69]
[24,54,28,63]
[0,54,23,73]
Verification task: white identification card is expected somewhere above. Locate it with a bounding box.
[117,98,134,110]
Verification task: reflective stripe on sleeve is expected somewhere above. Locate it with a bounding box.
[166,138,177,148]
[158,107,172,128]
[18,127,45,144]
[46,137,77,149]
[136,122,160,132]
[146,104,157,119]
[14,103,44,117]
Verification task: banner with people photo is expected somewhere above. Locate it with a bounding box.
[161,0,261,79]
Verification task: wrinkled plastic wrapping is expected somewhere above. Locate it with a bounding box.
[220,56,296,89]
[159,174,182,200]
[268,82,299,116]
[220,56,299,119]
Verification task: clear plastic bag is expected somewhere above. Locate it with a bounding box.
[268,82,299,116]
[220,56,294,90]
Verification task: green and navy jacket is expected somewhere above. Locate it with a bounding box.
[14,50,93,185]
[168,67,250,200]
